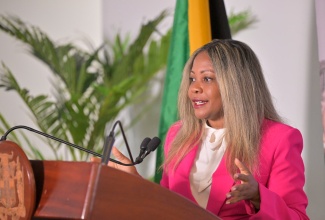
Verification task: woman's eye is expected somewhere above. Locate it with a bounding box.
[204,77,212,82]
[189,77,195,83]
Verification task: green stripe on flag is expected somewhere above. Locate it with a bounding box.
[154,0,190,183]
[154,0,231,183]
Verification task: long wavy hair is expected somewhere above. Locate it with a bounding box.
[163,39,282,176]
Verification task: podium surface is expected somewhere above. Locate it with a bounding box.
[31,160,220,220]
[0,140,219,220]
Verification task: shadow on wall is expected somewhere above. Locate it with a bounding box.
[305,8,325,219]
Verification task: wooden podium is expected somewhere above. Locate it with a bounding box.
[0,140,220,220]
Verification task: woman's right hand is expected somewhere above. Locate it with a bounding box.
[108,147,140,176]
[90,147,140,177]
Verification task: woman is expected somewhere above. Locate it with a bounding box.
[107,39,309,219]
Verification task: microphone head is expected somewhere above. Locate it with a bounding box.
[140,137,151,150]
[146,137,161,152]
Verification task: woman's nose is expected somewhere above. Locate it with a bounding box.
[190,82,202,94]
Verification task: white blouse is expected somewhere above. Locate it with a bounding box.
[190,123,226,208]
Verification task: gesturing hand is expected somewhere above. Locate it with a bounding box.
[226,158,260,210]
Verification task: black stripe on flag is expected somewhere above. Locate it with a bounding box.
[209,0,232,39]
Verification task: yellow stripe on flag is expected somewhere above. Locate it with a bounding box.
[188,0,212,55]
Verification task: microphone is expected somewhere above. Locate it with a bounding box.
[135,137,151,163]
[135,137,161,164]
[0,124,160,166]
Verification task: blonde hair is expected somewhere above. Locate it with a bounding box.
[163,39,282,176]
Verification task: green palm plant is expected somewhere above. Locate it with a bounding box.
[0,10,171,160]
[228,9,258,36]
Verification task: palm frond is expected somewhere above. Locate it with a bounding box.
[228,9,258,36]
[0,10,171,160]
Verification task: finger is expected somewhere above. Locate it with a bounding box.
[226,194,247,204]
[226,191,245,204]
[90,156,101,163]
[111,147,131,164]
[234,158,251,175]
[226,185,250,204]
[234,173,249,183]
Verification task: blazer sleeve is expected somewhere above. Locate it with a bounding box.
[249,127,309,219]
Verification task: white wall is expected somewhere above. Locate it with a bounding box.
[222,1,325,219]
[0,0,103,158]
[0,0,324,218]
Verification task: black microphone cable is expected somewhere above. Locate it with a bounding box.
[0,125,98,155]
[0,124,160,166]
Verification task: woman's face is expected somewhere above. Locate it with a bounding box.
[188,51,224,128]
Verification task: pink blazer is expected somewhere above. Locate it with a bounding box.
[160,119,309,219]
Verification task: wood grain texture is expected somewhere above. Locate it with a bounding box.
[0,140,36,220]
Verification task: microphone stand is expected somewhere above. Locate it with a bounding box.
[101,120,135,165]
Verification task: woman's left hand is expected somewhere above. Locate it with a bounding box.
[226,158,260,210]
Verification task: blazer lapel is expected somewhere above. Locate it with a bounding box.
[206,156,235,215]
[174,145,200,203]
